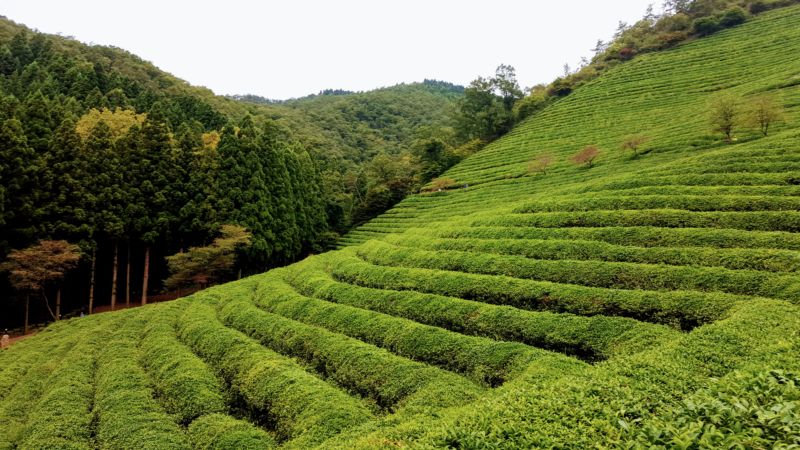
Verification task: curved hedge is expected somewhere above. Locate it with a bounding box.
[139,304,227,424]
[188,414,276,450]
[176,295,372,445]
[286,258,680,359]
[330,249,749,330]
[248,277,550,386]
[219,295,485,410]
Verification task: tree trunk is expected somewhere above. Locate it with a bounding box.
[24,294,29,335]
[89,247,96,314]
[142,245,150,305]
[110,241,119,311]
[41,290,56,321]
[126,242,131,307]
[55,287,61,321]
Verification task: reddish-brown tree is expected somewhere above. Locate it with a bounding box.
[1,240,81,332]
[570,145,601,167]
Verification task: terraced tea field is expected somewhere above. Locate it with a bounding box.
[3,5,800,449]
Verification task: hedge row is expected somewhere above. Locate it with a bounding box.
[250,275,557,386]
[176,294,372,446]
[426,224,800,250]
[138,304,227,425]
[514,194,800,213]
[473,209,800,232]
[218,294,484,411]
[94,313,189,450]
[574,173,799,192]
[286,258,680,360]
[330,249,748,330]
[383,233,800,272]
[188,414,276,450]
[14,320,112,450]
[355,240,799,300]
[388,299,800,449]
[0,321,79,402]
[0,319,96,449]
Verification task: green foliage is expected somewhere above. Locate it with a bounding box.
[188,414,276,450]
[93,316,188,450]
[165,224,251,290]
[219,292,485,411]
[177,296,372,445]
[250,272,549,386]
[621,370,800,448]
[139,304,227,424]
[455,65,523,142]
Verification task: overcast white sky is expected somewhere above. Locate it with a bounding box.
[1,1,658,100]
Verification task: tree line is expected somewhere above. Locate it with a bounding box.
[0,29,328,331]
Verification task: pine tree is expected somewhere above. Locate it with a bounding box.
[46,116,92,240]
[0,118,37,247]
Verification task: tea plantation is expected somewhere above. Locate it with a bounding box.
[3,5,800,449]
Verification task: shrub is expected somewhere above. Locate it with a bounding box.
[139,305,227,424]
[622,370,800,448]
[94,318,188,450]
[719,6,749,27]
[618,47,637,60]
[177,298,372,445]
[692,16,721,36]
[188,414,277,450]
[428,177,457,192]
[250,277,540,386]
[547,77,573,97]
[287,258,678,360]
[219,294,484,409]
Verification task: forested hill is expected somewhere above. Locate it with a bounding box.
[0,16,463,330]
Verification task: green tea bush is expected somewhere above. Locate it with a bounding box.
[473,209,800,232]
[188,414,276,450]
[355,240,799,300]
[93,315,188,450]
[330,249,745,329]
[621,370,800,448]
[16,324,107,450]
[385,234,800,272]
[219,296,484,409]
[248,277,545,385]
[139,304,227,424]
[285,258,679,359]
[176,297,372,445]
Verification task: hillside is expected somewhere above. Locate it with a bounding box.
[3,4,800,449]
[0,16,462,330]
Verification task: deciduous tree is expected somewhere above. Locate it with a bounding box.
[709,95,740,142]
[748,94,784,136]
[1,240,81,332]
[528,154,554,175]
[570,145,601,167]
[621,135,650,156]
[164,225,251,290]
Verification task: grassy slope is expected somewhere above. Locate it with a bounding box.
[2,6,800,449]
